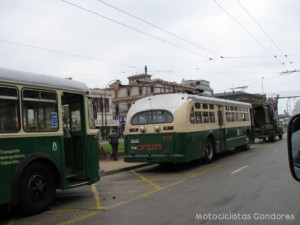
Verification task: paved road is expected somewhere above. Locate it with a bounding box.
[3,136,300,225]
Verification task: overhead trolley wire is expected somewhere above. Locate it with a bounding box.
[96,0,223,59]
[0,39,142,69]
[61,0,211,60]
[212,0,289,72]
[236,0,296,71]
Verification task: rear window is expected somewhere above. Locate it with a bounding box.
[131,110,173,125]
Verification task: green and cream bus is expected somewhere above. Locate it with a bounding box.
[124,93,252,164]
[0,68,100,214]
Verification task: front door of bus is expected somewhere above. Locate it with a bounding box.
[218,106,226,151]
[62,93,87,181]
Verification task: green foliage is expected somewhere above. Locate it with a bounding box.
[99,141,124,153]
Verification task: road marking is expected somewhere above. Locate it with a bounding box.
[230,165,248,175]
[53,150,255,224]
[56,211,98,225]
[91,184,105,210]
[132,171,161,190]
[274,149,279,152]
[47,209,82,213]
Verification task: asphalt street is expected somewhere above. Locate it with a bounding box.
[2,135,300,225]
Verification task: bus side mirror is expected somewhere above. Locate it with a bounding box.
[287,114,300,182]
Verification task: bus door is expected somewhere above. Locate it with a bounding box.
[62,93,87,181]
[218,105,226,151]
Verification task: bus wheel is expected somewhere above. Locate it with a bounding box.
[18,162,56,215]
[204,139,214,163]
[243,133,251,151]
[268,132,276,142]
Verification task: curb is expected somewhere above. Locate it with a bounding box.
[102,163,152,176]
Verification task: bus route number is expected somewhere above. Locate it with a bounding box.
[163,135,172,141]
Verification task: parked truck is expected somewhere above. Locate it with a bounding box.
[252,104,284,142]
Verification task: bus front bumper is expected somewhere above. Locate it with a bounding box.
[124,154,186,163]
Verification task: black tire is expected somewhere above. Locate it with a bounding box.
[268,132,276,142]
[204,139,214,163]
[18,162,56,215]
[243,132,251,151]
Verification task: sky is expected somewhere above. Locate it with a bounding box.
[1,0,300,114]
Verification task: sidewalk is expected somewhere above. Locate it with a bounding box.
[99,154,150,176]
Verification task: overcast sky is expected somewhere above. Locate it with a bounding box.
[1,0,300,114]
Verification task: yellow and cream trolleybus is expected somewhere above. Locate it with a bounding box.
[124,93,252,163]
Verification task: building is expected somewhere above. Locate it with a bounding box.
[89,88,119,140]
[181,79,213,95]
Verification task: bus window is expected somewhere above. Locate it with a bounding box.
[203,112,209,123]
[195,112,202,123]
[195,103,201,109]
[190,107,195,124]
[62,103,81,131]
[152,110,173,123]
[132,110,173,125]
[226,112,230,122]
[132,111,150,125]
[209,112,215,123]
[230,112,235,122]
[0,86,19,132]
[234,113,239,122]
[22,89,58,132]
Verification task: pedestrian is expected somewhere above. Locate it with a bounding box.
[108,129,119,161]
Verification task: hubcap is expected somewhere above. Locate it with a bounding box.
[206,143,213,159]
[27,174,48,201]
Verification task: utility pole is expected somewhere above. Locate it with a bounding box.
[262,77,264,95]
[100,94,104,139]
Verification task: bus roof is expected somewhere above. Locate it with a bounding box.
[0,68,90,93]
[129,93,252,115]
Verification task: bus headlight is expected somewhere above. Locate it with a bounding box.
[140,126,146,133]
[154,125,161,132]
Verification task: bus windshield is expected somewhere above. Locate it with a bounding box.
[131,110,173,125]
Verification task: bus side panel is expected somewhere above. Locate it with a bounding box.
[225,126,251,149]
[185,131,207,161]
[0,136,64,205]
[84,135,100,184]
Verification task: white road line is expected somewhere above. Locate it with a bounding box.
[230,165,248,175]
[274,149,279,152]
